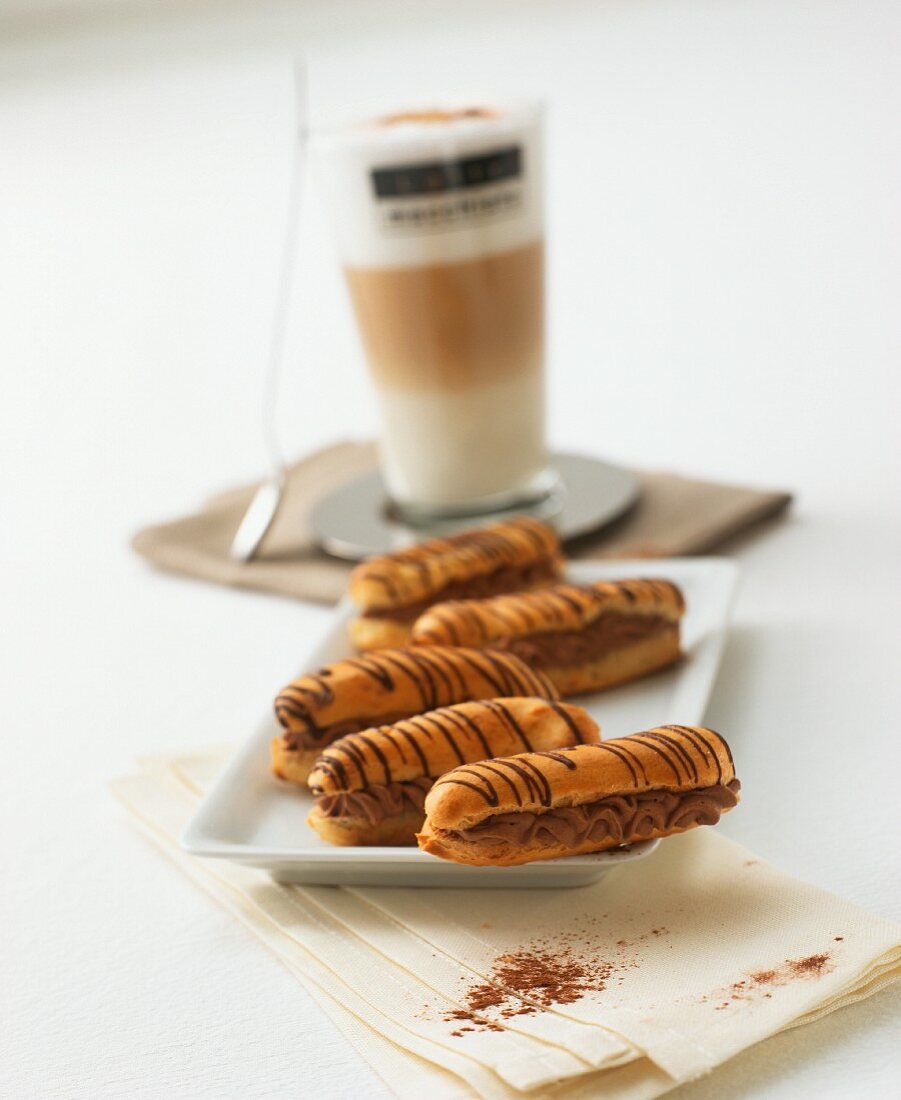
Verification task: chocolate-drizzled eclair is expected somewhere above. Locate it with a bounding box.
[417,725,739,866]
[348,516,563,652]
[272,646,559,785]
[307,698,600,846]
[411,579,685,696]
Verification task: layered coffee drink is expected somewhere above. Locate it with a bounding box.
[317,104,549,515]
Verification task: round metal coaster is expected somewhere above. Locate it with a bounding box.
[309,452,639,561]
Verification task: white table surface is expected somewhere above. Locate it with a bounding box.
[2,2,899,1097]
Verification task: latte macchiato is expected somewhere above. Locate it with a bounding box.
[317,104,548,514]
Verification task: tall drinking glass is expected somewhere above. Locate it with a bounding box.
[316,104,551,518]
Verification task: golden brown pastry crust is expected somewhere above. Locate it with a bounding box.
[348,616,413,652]
[411,578,685,648]
[350,570,559,653]
[420,725,735,836]
[308,698,600,794]
[275,646,558,732]
[271,740,320,786]
[306,698,599,846]
[418,725,738,864]
[272,647,559,785]
[306,805,424,847]
[348,516,562,613]
[410,579,684,695]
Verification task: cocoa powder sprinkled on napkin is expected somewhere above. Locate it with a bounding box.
[701,949,838,1010]
[445,945,615,1035]
[442,925,675,1036]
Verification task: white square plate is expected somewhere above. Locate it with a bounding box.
[182,557,738,887]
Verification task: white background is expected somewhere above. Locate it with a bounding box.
[2,1,899,1097]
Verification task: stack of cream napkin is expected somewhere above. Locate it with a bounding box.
[113,753,900,1100]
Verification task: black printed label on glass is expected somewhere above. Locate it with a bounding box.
[371,146,522,199]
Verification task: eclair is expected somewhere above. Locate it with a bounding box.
[272,646,559,785]
[307,698,600,846]
[417,724,739,866]
[411,578,685,695]
[347,516,563,651]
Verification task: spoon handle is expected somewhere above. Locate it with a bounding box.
[230,61,307,563]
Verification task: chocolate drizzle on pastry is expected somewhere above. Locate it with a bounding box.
[283,712,411,752]
[350,516,561,614]
[411,579,684,660]
[308,698,596,795]
[274,646,557,739]
[418,725,740,865]
[430,726,734,813]
[362,558,560,622]
[306,697,600,847]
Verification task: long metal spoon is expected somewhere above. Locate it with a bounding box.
[230,62,306,563]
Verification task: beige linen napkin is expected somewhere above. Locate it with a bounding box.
[115,759,664,1100]
[131,442,791,604]
[113,753,900,1100]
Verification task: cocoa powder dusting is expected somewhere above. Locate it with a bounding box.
[788,952,831,977]
[440,932,651,1034]
[444,948,614,1032]
[703,950,834,1010]
[439,923,675,1035]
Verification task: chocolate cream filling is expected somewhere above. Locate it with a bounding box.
[316,777,433,826]
[362,557,559,622]
[283,712,412,752]
[493,612,672,669]
[447,780,740,850]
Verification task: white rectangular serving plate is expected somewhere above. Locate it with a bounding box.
[182,557,738,887]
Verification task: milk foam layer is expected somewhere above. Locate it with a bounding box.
[315,104,543,269]
[375,373,546,506]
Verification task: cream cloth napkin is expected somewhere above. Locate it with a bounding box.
[112,752,900,1099]
[131,441,792,605]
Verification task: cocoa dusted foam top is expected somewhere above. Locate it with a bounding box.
[375,107,500,127]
